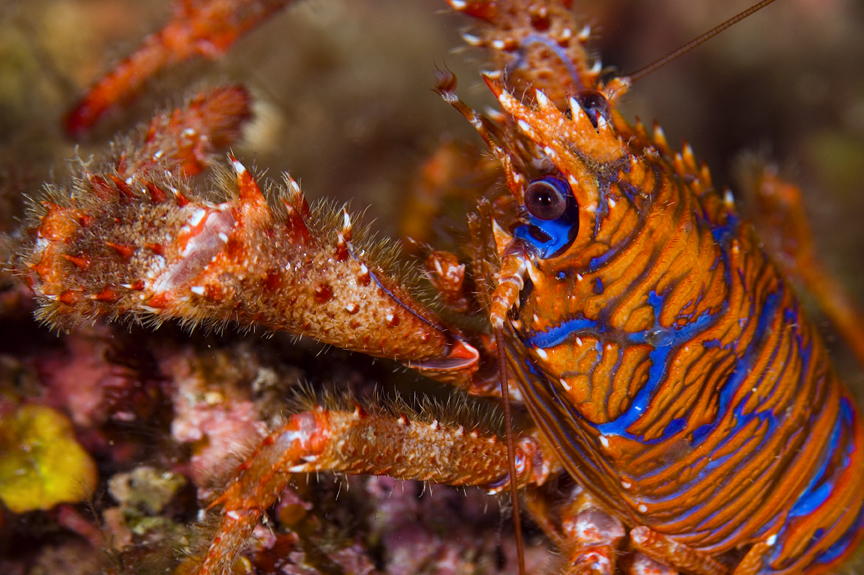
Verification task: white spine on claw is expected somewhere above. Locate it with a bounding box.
[231,158,247,175]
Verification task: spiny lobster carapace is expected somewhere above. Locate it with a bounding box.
[11,0,864,574]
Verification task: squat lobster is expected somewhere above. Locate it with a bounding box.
[14,0,864,574]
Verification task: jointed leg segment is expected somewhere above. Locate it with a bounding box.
[197,404,547,574]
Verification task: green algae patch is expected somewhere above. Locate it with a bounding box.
[0,404,98,513]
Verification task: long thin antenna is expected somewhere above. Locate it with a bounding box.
[496,324,526,575]
[627,0,780,83]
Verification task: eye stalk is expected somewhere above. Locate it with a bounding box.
[514,175,579,259]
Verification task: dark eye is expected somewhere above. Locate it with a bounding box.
[574,89,610,129]
[525,178,568,220]
[513,175,579,259]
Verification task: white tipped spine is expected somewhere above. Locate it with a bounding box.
[461,33,482,46]
[535,89,551,109]
[578,24,591,42]
[596,114,608,133]
[231,158,247,175]
[570,97,586,124]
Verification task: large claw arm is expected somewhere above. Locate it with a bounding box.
[22,153,478,386]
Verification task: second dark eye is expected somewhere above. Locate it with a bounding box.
[574,89,610,129]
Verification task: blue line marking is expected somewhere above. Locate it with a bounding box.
[710,213,738,245]
[787,400,849,519]
[814,499,864,565]
[689,291,785,450]
[597,289,722,438]
[527,316,604,349]
[522,357,609,480]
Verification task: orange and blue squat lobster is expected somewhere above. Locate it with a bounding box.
[16,0,864,574]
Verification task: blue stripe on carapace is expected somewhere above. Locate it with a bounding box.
[526,285,727,445]
[612,290,789,495]
[636,290,810,522]
[589,250,619,270]
[814,500,864,566]
[787,400,849,519]
[689,291,784,449]
[596,290,723,438]
[762,400,864,571]
[520,355,610,479]
[527,316,605,348]
[709,212,738,245]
